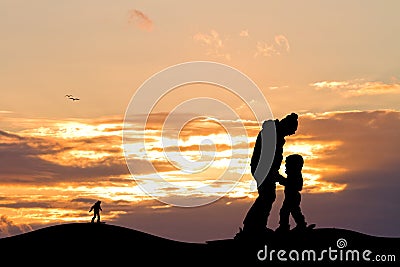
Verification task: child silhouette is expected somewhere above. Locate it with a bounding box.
[89,200,102,223]
[276,154,308,232]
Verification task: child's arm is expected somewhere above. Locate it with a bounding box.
[294,176,303,191]
[276,173,287,186]
[298,177,303,191]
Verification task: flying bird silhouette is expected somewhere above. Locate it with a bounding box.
[65,94,80,101]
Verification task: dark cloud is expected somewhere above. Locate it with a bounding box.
[0,131,130,184]
[297,110,400,173]
[71,198,99,204]
[72,135,122,146]
[0,130,23,140]
[0,201,51,209]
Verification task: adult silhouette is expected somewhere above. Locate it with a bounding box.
[237,113,299,238]
[89,200,102,223]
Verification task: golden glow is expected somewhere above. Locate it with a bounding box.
[283,140,343,159]
[0,114,349,233]
[281,140,346,193]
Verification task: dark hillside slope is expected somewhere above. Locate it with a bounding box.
[0,223,398,266]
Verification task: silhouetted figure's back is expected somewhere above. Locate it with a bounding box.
[89,200,102,223]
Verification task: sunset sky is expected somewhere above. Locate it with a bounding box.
[1,0,400,242]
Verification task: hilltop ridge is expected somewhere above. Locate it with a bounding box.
[0,223,398,266]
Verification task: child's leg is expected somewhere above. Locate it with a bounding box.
[278,197,291,230]
[292,193,306,227]
[95,211,100,223]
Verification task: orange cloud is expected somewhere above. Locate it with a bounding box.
[310,79,400,97]
[193,30,231,60]
[239,29,249,37]
[254,34,290,57]
[128,9,154,32]
[274,35,290,52]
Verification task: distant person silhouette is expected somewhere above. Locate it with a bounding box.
[275,154,308,233]
[89,200,102,223]
[237,113,298,239]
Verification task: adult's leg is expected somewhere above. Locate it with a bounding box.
[243,183,276,232]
